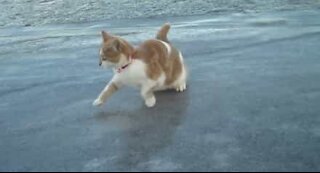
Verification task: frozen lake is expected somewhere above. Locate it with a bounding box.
[1,1,320,171]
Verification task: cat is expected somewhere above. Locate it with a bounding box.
[93,23,187,108]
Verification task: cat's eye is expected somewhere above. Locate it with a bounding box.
[107,46,118,52]
[101,55,108,60]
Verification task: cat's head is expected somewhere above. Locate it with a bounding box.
[99,31,134,68]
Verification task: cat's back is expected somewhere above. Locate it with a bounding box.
[135,39,173,63]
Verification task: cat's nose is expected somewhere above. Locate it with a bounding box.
[99,62,102,66]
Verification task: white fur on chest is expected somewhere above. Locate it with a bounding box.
[114,59,148,87]
[113,59,167,91]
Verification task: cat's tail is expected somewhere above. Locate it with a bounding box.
[156,23,171,43]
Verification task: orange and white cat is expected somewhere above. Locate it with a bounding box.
[93,23,187,107]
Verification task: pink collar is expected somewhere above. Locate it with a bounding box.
[117,56,134,73]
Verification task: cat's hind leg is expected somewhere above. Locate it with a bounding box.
[175,65,187,92]
[176,83,187,92]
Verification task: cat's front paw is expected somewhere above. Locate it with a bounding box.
[145,96,156,108]
[92,98,104,107]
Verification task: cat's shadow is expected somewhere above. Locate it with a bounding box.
[93,89,190,171]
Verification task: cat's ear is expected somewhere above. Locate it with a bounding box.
[111,39,121,51]
[101,31,111,42]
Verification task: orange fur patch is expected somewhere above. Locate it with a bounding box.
[100,31,134,65]
[133,39,183,85]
